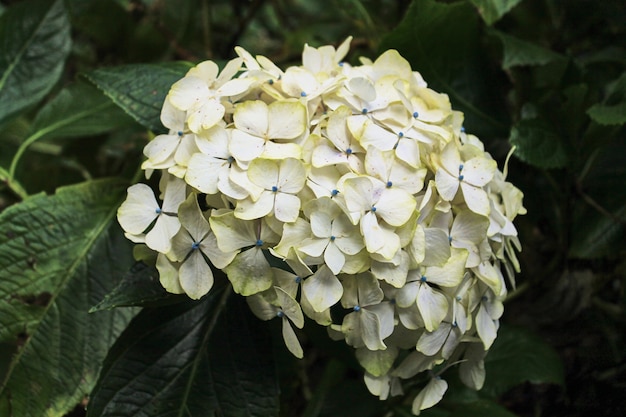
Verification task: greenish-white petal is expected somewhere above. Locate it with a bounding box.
[411,377,448,415]
[356,346,398,377]
[179,250,214,299]
[302,265,343,312]
[282,317,304,358]
[224,248,274,296]
[275,286,304,328]
[417,284,449,332]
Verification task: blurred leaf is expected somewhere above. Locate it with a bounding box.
[84,62,193,133]
[509,118,568,169]
[0,0,71,123]
[0,178,137,416]
[492,30,564,69]
[482,325,564,398]
[420,398,519,417]
[587,73,626,126]
[469,0,522,25]
[380,0,509,138]
[31,81,136,142]
[569,205,626,259]
[90,261,186,311]
[570,141,626,258]
[87,282,280,417]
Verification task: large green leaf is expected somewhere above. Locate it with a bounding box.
[380,0,510,138]
[0,179,137,416]
[469,0,522,25]
[509,118,568,169]
[90,261,185,312]
[87,282,280,417]
[0,0,71,123]
[482,325,564,398]
[569,141,626,258]
[492,30,564,69]
[7,82,137,179]
[31,81,136,141]
[84,62,193,133]
[587,73,626,126]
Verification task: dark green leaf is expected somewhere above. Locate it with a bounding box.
[0,0,71,123]
[587,73,626,126]
[0,178,137,416]
[87,283,280,417]
[31,81,136,142]
[509,118,568,169]
[84,62,193,133]
[380,0,509,138]
[90,261,186,311]
[469,0,522,25]
[482,325,564,398]
[569,141,626,258]
[492,30,564,69]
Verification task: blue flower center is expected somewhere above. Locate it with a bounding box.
[331,189,339,196]
[271,185,278,192]
[300,91,307,97]
[361,108,368,115]
[353,305,361,312]
[420,275,427,282]
[346,148,353,155]
[276,311,284,318]
[177,131,183,137]
[295,276,302,284]
[386,181,393,188]
[155,207,162,214]
[413,111,419,118]
[398,132,404,138]
[255,239,263,247]
[191,242,200,250]
[371,206,377,212]
[330,235,336,241]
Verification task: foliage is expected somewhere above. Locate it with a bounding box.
[0,0,624,416]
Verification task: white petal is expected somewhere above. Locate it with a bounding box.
[275,286,304,328]
[302,265,343,312]
[234,192,275,221]
[224,248,273,296]
[461,183,491,216]
[282,318,304,358]
[229,130,265,162]
[411,378,448,415]
[274,193,301,223]
[375,188,416,227]
[179,250,214,299]
[117,184,159,234]
[267,100,307,139]
[476,303,498,349]
[416,284,449,332]
[234,100,269,137]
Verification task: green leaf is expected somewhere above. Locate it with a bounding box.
[492,30,564,69]
[482,325,564,398]
[90,261,186,312]
[0,178,138,416]
[87,282,280,417]
[509,118,568,169]
[0,0,71,123]
[84,62,193,133]
[31,81,136,141]
[587,73,626,125]
[469,0,522,25]
[379,0,509,138]
[569,141,626,258]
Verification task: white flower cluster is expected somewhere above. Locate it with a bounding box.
[117,38,525,414]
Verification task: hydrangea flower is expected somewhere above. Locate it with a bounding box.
[117,38,526,415]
